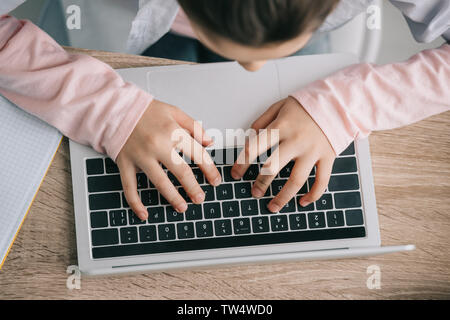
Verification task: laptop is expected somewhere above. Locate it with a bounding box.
[69,53,414,275]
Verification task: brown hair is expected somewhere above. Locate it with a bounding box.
[178,0,339,46]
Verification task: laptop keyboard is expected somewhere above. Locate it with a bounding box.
[85,143,365,259]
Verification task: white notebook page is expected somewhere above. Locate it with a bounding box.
[0,95,62,268]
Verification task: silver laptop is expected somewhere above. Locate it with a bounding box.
[69,54,414,276]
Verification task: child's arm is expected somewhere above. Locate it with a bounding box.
[0,15,152,160]
[232,44,449,213]
[0,16,221,219]
[291,44,450,156]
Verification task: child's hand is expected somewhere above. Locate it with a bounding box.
[116,99,222,220]
[231,97,336,213]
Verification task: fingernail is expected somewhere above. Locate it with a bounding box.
[231,171,240,180]
[140,210,148,221]
[213,176,221,186]
[176,202,188,212]
[252,187,264,198]
[268,202,279,212]
[300,199,310,207]
[194,192,205,203]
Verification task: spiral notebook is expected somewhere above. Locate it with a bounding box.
[0,95,63,269]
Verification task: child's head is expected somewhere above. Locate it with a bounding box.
[178,0,339,71]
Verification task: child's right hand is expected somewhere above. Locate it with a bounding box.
[116,99,222,220]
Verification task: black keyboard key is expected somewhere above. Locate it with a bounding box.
[308,177,316,191]
[167,171,181,186]
[120,227,138,244]
[234,182,252,199]
[271,179,287,196]
[280,198,296,213]
[340,143,355,156]
[251,216,269,233]
[192,168,204,184]
[222,166,237,182]
[177,222,195,239]
[185,204,203,220]
[216,183,233,200]
[178,187,192,203]
[147,207,165,223]
[141,189,159,206]
[158,224,176,241]
[139,225,157,242]
[90,211,108,228]
[270,215,289,232]
[326,211,345,227]
[316,194,333,210]
[105,158,119,173]
[296,196,315,212]
[241,199,258,216]
[279,161,294,178]
[128,210,146,225]
[297,182,308,195]
[160,195,169,205]
[289,214,307,230]
[334,192,362,209]
[122,193,129,208]
[92,227,366,258]
[308,212,326,228]
[332,157,357,174]
[233,218,251,234]
[89,192,121,210]
[195,221,214,238]
[328,174,359,192]
[345,209,364,226]
[109,209,127,226]
[201,185,215,202]
[86,159,104,175]
[87,175,122,193]
[136,173,148,189]
[214,219,233,236]
[204,202,221,219]
[243,164,259,181]
[91,229,119,246]
[166,206,184,222]
[222,201,240,218]
[259,198,273,214]
[310,166,316,176]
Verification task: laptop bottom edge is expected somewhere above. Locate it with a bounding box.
[80,244,415,276]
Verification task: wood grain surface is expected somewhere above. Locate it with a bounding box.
[0,49,449,300]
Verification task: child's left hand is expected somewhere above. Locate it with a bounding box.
[231,97,336,212]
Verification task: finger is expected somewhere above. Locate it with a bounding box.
[299,157,334,207]
[232,121,280,179]
[252,142,296,199]
[177,130,221,187]
[172,108,213,146]
[250,99,285,131]
[139,158,188,212]
[268,156,316,212]
[118,160,148,220]
[163,149,205,204]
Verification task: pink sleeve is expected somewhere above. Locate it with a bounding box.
[291,44,450,156]
[0,16,153,161]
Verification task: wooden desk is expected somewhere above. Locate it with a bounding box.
[1,49,449,299]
